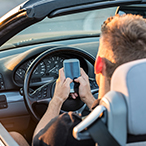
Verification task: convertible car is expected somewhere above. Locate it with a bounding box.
[0,0,146,145]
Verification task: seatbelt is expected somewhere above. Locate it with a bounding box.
[87,118,120,146]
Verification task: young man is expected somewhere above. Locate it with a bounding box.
[32,14,146,145]
[95,14,146,100]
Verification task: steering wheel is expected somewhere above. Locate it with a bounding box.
[23,46,98,121]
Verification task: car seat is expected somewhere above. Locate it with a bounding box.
[73,58,146,146]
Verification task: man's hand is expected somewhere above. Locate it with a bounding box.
[53,68,72,104]
[74,68,95,110]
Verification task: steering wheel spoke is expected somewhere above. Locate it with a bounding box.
[89,78,99,94]
[74,104,87,114]
[37,97,52,104]
[30,80,56,101]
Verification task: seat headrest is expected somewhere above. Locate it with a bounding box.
[111,59,146,135]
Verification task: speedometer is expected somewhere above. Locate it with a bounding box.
[33,61,46,76]
[26,60,46,77]
[46,56,64,75]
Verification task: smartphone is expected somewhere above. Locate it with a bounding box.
[63,59,80,93]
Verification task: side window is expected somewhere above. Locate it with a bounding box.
[118,5,146,18]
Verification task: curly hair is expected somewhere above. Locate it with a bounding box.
[100,14,146,78]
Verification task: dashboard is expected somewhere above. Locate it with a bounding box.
[0,37,99,94]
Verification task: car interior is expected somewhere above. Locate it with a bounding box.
[0,0,146,145]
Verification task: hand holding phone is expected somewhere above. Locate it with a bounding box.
[63,59,80,93]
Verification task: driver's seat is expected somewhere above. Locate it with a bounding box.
[73,58,146,146]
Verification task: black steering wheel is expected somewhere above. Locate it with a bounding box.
[23,46,98,121]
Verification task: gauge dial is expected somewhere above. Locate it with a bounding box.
[26,59,33,69]
[26,60,46,77]
[33,61,46,76]
[15,68,25,79]
[46,56,64,75]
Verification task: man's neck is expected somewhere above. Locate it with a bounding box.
[98,75,110,99]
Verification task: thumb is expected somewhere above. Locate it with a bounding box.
[74,76,83,83]
[74,78,79,83]
[64,78,73,86]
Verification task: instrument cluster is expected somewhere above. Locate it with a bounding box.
[14,56,65,86]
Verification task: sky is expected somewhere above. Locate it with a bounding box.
[0,0,25,17]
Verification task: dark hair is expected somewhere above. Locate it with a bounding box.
[100,14,146,77]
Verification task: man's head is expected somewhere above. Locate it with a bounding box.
[95,14,146,98]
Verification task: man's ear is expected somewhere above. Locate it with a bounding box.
[94,56,105,74]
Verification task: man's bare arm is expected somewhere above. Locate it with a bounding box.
[33,68,72,137]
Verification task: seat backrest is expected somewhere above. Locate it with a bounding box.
[110,58,146,135]
[99,59,146,145]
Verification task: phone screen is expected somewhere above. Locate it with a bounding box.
[63,59,80,93]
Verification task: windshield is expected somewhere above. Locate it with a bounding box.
[0,0,117,49]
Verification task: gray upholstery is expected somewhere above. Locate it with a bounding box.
[100,91,127,146]
[111,58,146,135]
